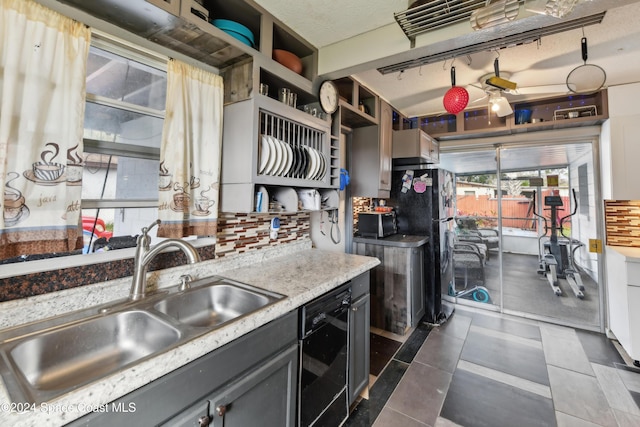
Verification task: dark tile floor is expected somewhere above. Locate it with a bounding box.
[346,305,640,427]
[370,333,402,376]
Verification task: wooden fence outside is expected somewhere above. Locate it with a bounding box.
[456,194,570,230]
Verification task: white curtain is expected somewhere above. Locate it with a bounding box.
[158,59,223,238]
[0,0,90,259]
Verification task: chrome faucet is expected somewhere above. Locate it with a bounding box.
[129,220,201,301]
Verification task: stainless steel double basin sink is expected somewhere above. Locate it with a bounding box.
[0,276,284,404]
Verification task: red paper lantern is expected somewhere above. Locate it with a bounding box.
[443,86,469,114]
[443,66,469,114]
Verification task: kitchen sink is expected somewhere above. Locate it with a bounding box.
[153,279,284,328]
[0,276,285,405]
[6,310,181,400]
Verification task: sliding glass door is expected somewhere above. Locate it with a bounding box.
[447,149,500,311]
[444,141,602,330]
[498,144,601,329]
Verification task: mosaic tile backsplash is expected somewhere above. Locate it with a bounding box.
[215,212,310,257]
[0,212,310,302]
[352,197,372,232]
[604,200,640,247]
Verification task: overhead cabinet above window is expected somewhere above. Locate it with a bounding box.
[417,90,609,140]
[55,0,318,82]
[392,128,439,165]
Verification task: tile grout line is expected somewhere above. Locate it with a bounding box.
[469,324,543,349]
[369,359,412,426]
[375,323,451,426]
[365,325,433,426]
[380,406,431,427]
[457,359,552,399]
[592,362,640,417]
[384,322,460,426]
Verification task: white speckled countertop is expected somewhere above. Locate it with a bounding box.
[0,240,380,427]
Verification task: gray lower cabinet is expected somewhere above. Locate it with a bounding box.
[162,344,298,427]
[348,271,370,406]
[68,311,298,427]
[353,242,426,335]
[411,247,426,325]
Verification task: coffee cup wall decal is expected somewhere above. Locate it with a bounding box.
[25,142,66,185]
[159,161,172,190]
[195,196,214,213]
[3,172,30,227]
[188,162,200,189]
[173,192,190,211]
[171,182,191,212]
[66,143,83,183]
[66,165,83,183]
[32,161,65,181]
[193,185,214,216]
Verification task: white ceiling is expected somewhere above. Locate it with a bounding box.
[253,0,640,118]
[254,0,408,49]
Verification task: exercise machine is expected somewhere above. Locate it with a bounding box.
[533,189,585,299]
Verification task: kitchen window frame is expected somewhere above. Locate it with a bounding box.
[0,32,222,278]
[82,34,168,213]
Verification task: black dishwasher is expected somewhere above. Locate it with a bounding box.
[299,283,351,427]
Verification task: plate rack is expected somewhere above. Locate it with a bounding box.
[258,110,328,182]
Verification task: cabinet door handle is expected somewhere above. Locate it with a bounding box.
[198,415,212,427]
[216,404,227,417]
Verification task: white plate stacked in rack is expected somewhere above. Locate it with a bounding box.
[258,134,326,180]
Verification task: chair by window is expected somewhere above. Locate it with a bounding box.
[454,241,487,264]
[456,216,499,257]
[453,247,485,288]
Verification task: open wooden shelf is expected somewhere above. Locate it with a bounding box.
[415,90,609,140]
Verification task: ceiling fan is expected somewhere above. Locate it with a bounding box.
[468,58,569,118]
[470,85,513,118]
[468,58,517,117]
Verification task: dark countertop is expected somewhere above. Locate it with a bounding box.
[353,234,429,248]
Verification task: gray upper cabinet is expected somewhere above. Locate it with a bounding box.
[379,100,393,191]
[393,128,439,164]
[350,99,393,198]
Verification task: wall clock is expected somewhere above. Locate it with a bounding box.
[318,80,339,115]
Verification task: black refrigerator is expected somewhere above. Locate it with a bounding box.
[387,167,455,324]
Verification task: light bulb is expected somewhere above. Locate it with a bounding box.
[491,101,500,112]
